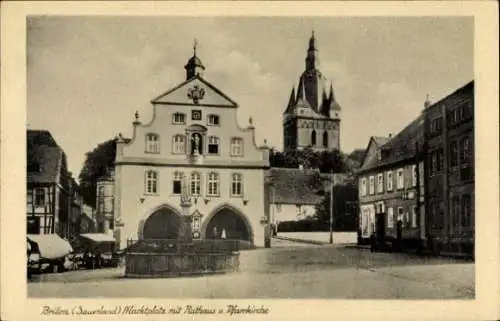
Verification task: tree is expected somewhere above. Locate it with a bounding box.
[78,139,117,206]
[314,181,358,231]
[269,148,349,173]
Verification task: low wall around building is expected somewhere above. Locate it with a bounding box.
[276,232,357,244]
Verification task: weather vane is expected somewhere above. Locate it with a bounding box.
[193,39,198,56]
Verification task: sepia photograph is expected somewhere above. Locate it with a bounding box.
[25,15,475,299]
[1,2,498,321]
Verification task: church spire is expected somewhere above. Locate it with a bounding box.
[306,30,319,71]
[184,39,205,80]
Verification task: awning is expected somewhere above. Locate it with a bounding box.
[80,233,116,243]
[27,234,73,260]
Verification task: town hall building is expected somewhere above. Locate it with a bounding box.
[113,42,271,249]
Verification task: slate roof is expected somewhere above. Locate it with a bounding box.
[358,136,391,172]
[27,145,62,184]
[359,115,424,173]
[372,136,391,146]
[27,130,58,147]
[27,130,63,184]
[267,168,325,205]
[378,114,424,166]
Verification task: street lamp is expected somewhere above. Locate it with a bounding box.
[329,169,334,244]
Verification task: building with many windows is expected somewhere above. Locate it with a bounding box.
[283,32,342,152]
[357,115,425,248]
[113,43,270,249]
[423,81,474,257]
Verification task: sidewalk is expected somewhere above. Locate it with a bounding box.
[272,235,328,245]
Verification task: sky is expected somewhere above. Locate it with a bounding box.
[27,16,473,178]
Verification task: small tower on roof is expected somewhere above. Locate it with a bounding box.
[184,39,205,80]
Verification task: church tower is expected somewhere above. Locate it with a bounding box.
[283,32,342,152]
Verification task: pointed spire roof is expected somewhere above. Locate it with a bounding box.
[295,77,311,108]
[288,87,296,107]
[328,80,341,111]
[309,30,317,51]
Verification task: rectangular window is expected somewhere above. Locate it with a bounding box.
[377,173,384,193]
[411,165,417,187]
[460,166,473,181]
[276,204,282,213]
[231,173,243,196]
[34,188,45,207]
[207,173,220,196]
[208,136,219,154]
[173,135,185,154]
[190,172,201,196]
[208,114,220,126]
[386,171,393,191]
[397,169,404,189]
[450,141,458,167]
[172,112,186,124]
[411,205,418,228]
[397,207,404,222]
[437,149,444,172]
[451,196,460,230]
[360,178,367,196]
[431,152,437,174]
[460,136,472,164]
[461,194,472,227]
[387,207,394,228]
[368,176,375,195]
[230,137,244,156]
[145,171,158,194]
[172,172,182,194]
[145,134,160,154]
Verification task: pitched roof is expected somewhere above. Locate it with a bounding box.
[27,145,62,184]
[27,130,58,147]
[267,168,324,205]
[372,136,391,146]
[359,115,424,172]
[150,74,238,107]
[378,114,424,166]
[358,136,391,172]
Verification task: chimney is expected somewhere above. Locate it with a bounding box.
[388,133,393,138]
[424,94,431,109]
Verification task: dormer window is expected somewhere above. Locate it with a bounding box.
[207,114,220,126]
[173,112,186,124]
[145,133,160,154]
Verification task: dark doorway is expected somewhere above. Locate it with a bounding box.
[375,213,386,247]
[142,208,180,239]
[205,208,251,242]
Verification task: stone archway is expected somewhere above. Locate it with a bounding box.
[201,204,253,243]
[140,205,181,240]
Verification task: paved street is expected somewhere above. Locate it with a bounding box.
[28,245,474,299]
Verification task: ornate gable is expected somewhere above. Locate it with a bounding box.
[151,75,238,108]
